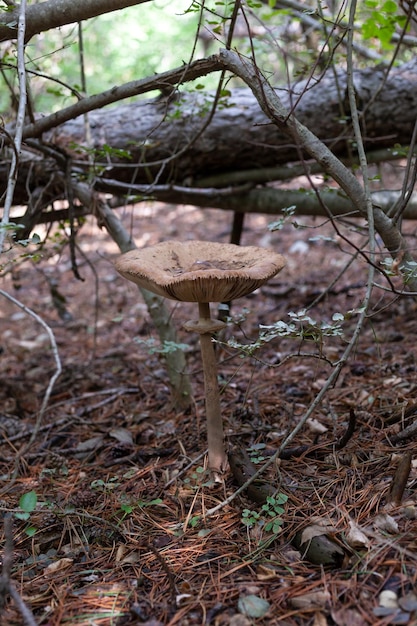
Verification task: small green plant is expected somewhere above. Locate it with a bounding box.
[381,257,417,284]
[268,205,297,232]
[15,491,38,537]
[247,443,267,464]
[90,476,121,491]
[40,464,69,479]
[188,515,201,528]
[228,309,345,357]
[183,465,217,490]
[241,494,288,535]
[69,142,132,162]
[116,497,163,523]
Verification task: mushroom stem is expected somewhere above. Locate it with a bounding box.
[197,302,228,475]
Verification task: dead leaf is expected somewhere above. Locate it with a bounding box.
[290,591,330,609]
[43,558,73,575]
[331,608,368,626]
[115,545,126,562]
[293,528,345,567]
[312,613,328,626]
[109,427,134,445]
[306,418,328,434]
[378,590,399,609]
[256,564,279,581]
[300,522,337,544]
[75,435,104,453]
[346,520,370,549]
[238,595,270,618]
[374,513,399,534]
[383,377,402,387]
[399,592,417,612]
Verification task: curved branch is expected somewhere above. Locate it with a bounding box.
[217,48,417,290]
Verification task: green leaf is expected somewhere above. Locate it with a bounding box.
[19,491,37,514]
[382,0,398,11]
[140,498,163,507]
[15,512,30,521]
[0,222,24,232]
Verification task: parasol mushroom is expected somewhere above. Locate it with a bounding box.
[115,240,286,476]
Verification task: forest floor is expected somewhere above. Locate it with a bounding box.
[1,199,417,626]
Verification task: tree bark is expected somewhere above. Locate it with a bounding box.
[51,56,417,181]
[216,49,417,289]
[3,56,416,212]
[0,0,151,43]
[74,182,193,410]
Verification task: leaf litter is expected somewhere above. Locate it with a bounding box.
[1,202,417,625]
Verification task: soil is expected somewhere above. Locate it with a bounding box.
[1,200,417,626]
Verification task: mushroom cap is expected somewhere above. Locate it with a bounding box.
[115,241,286,303]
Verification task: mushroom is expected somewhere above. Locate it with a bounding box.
[115,240,286,476]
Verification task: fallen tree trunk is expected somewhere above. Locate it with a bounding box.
[2,57,417,211]
[44,58,417,181]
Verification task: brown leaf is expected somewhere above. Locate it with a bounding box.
[290,591,330,609]
[43,558,73,575]
[346,520,370,549]
[300,522,337,544]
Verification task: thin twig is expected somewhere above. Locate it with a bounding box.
[386,420,417,445]
[0,0,27,253]
[0,515,38,626]
[165,451,207,488]
[145,541,177,610]
[0,290,61,494]
[335,408,356,450]
[0,515,13,605]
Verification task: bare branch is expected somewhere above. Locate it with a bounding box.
[217,48,417,290]
[19,56,222,139]
[73,181,193,409]
[0,0,26,253]
[0,289,62,492]
[0,0,152,43]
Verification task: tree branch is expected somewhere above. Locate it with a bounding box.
[0,0,26,253]
[217,48,417,290]
[0,0,152,43]
[19,55,222,139]
[0,515,37,626]
[73,181,193,409]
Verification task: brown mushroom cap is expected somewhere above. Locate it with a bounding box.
[115,241,286,303]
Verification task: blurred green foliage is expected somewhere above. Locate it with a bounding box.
[0,0,202,113]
